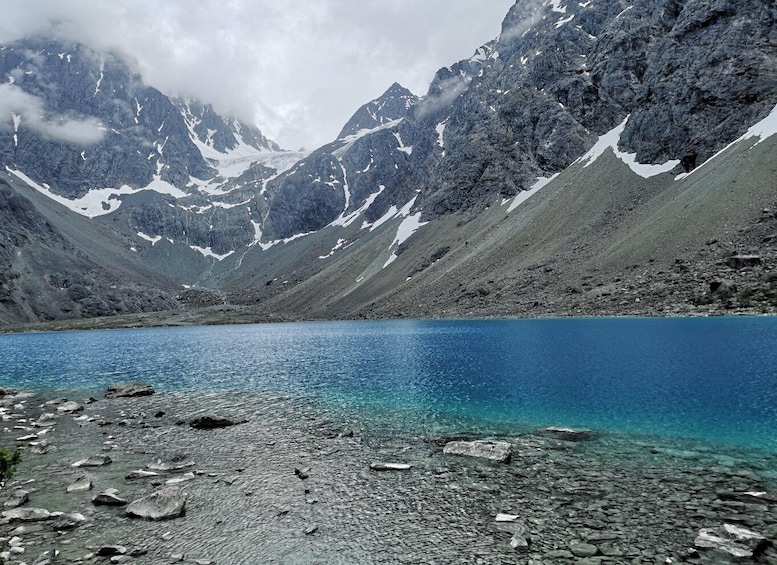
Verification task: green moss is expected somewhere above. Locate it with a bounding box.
[0,448,21,483]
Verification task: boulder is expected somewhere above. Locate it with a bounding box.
[72,455,112,467]
[695,524,769,559]
[2,507,52,522]
[541,427,595,441]
[726,255,762,270]
[96,546,127,557]
[67,474,93,492]
[710,279,737,299]
[370,463,413,471]
[125,469,160,480]
[189,415,247,430]
[442,440,512,463]
[104,382,155,399]
[56,401,83,413]
[126,487,187,520]
[4,489,29,509]
[93,488,128,506]
[53,512,87,530]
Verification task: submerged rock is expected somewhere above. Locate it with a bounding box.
[105,381,155,399]
[53,512,87,530]
[72,455,112,467]
[2,507,52,522]
[126,486,187,520]
[695,524,769,558]
[443,440,512,463]
[541,427,595,441]
[189,415,248,429]
[370,463,413,471]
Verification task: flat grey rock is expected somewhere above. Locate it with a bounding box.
[104,382,155,399]
[2,507,52,522]
[126,486,187,521]
[370,463,413,471]
[67,474,93,492]
[72,455,112,467]
[4,489,29,509]
[443,440,512,463]
[695,524,769,558]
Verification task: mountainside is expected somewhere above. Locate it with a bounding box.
[1,0,776,328]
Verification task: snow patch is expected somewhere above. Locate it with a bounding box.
[382,196,427,269]
[137,232,162,245]
[506,174,560,213]
[435,120,447,152]
[8,167,187,218]
[331,185,386,228]
[190,246,234,261]
[676,102,777,180]
[549,0,567,13]
[577,117,680,177]
[319,238,348,259]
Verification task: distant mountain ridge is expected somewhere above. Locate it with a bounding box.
[0,0,775,326]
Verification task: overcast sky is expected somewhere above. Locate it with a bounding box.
[0,0,515,150]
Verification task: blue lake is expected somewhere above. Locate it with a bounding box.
[1,316,776,452]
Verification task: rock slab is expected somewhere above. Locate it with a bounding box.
[189,415,248,429]
[695,524,769,558]
[443,440,512,463]
[126,486,187,520]
[105,382,155,399]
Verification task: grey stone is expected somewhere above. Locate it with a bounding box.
[126,486,187,520]
[695,524,769,558]
[541,427,595,441]
[126,469,161,480]
[726,255,762,270]
[4,489,29,509]
[710,280,738,299]
[105,381,155,399]
[53,512,87,530]
[189,415,247,429]
[56,401,83,413]
[96,546,127,557]
[443,440,512,463]
[569,541,599,557]
[2,507,52,522]
[72,454,112,467]
[66,474,93,492]
[93,488,128,506]
[370,463,413,471]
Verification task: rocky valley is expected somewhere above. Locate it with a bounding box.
[0,0,776,329]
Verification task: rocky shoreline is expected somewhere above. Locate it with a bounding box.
[0,385,776,564]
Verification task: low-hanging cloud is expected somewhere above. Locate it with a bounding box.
[0,84,105,145]
[415,75,470,120]
[499,0,545,44]
[0,0,515,150]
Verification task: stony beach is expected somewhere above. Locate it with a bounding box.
[0,385,776,564]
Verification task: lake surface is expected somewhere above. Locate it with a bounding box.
[2,316,777,452]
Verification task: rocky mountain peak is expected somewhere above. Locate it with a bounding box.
[337,82,419,139]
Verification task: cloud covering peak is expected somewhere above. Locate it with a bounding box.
[0,0,514,150]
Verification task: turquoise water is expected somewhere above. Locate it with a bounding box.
[2,317,777,451]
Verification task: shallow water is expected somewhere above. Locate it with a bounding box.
[2,316,776,452]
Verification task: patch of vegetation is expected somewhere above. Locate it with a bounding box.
[0,447,21,483]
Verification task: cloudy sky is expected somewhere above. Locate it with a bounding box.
[0,0,515,150]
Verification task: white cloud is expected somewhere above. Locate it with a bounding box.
[0,84,104,144]
[0,0,514,150]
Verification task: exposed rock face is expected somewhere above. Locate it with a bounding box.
[126,486,187,520]
[442,440,512,463]
[105,381,155,399]
[1,508,52,522]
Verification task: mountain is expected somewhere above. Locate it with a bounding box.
[0,0,776,328]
